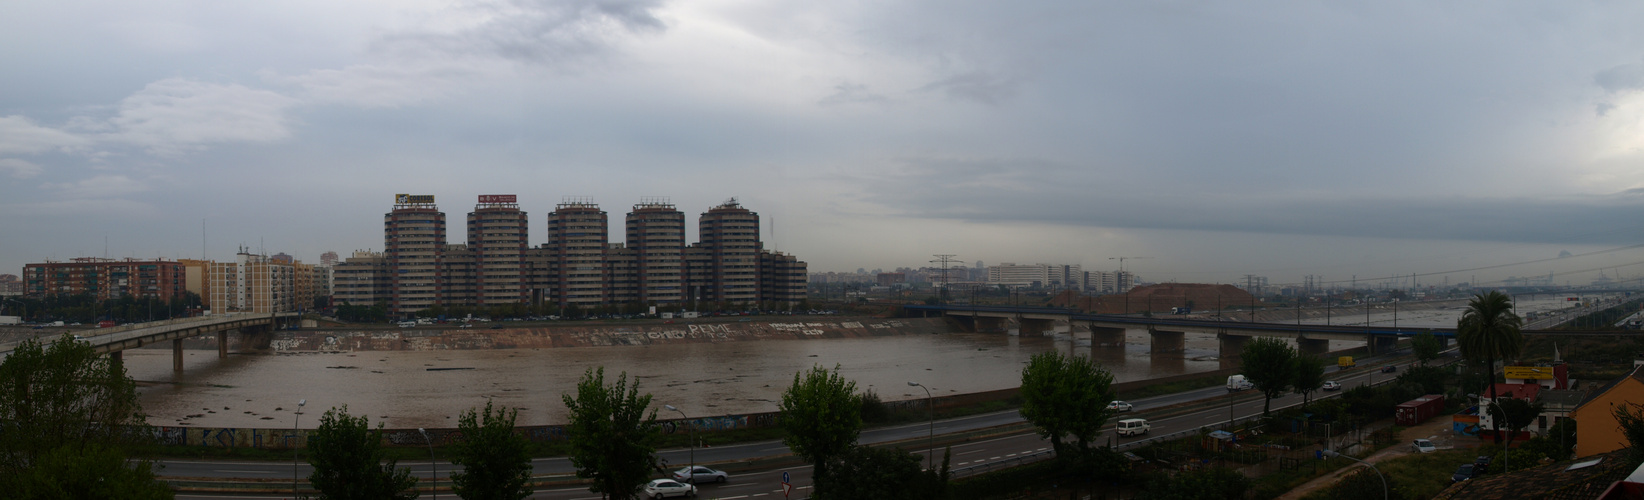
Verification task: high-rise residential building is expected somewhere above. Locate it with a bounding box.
[334,250,389,307]
[626,198,686,305]
[343,194,806,318]
[696,198,761,303]
[547,198,609,307]
[23,258,188,302]
[987,263,1082,289]
[208,250,295,314]
[760,251,807,304]
[468,195,529,306]
[320,251,340,267]
[385,194,446,317]
[1084,270,1136,294]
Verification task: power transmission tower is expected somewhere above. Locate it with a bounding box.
[931,254,958,301]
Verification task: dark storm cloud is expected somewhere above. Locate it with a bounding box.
[857,155,1644,246]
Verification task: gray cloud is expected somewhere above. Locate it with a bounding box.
[1595,61,1644,93]
[376,0,667,65]
[916,71,1019,105]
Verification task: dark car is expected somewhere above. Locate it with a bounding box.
[1381,365,1397,373]
[1474,455,1492,474]
[1452,463,1478,483]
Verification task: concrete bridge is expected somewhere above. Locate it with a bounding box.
[3,312,300,371]
[904,304,1451,358]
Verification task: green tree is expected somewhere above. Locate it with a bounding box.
[1240,337,1298,415]
[1457,291,1524,444]
[1292,355,1326,408]
[0,335,173,498]
[562,367,659,500]
[1616,402,1644,466]
[1488,398,1544,461]
[1393,365,1449,395]
[450,400,533,500]
[306,406,420,500]
[1018,351,1117,458]
[779,365,864,494]
[814,445,949,500]
[1412,331,1442,365]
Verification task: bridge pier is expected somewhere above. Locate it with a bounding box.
[1150,329,1185,354]
[1090,326,1126,347]
[173,338,184,372]
[1298,338,1330,356]
[975,316,1008,333]
[218,331,229,358]
[1369,335,1400,354]
[1020,318,1056,337]
[1218,334,1251,359]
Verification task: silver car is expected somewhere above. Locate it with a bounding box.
[672,465,729,484]
[644,478,696,498]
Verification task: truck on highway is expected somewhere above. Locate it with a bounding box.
[0,316,19,325]
[1338,356,1356,368]
[1227,374,1253,391]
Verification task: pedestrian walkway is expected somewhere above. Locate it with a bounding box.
[1275,416,1466,499]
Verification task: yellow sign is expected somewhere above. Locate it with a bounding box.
[395,194,435,204]
[1504,366,1553,380]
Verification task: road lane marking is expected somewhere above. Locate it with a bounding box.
[956,449,987,455]
[213,470,277,474]
[777,464,811,471]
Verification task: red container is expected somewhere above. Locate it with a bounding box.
[1395,394,1446,426]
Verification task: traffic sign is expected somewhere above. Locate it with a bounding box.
[783,482,793,498]
[782,471,791,483]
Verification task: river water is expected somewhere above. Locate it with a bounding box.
[127,294,1603,429]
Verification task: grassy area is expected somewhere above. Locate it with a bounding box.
[1250,456,1355,500]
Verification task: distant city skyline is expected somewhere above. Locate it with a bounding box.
[4,2,1644,287]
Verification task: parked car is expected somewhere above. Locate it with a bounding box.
[1322,381,1341,391]
[1381,365,1397,373]
[672,465,729,484]
[643,479,696,498]
[1412,439,1436,453]
[1106,401,1133,412]
[1451,463,1478,483]
[1474,455,1492,474]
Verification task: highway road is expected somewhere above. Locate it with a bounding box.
[162,350,1430,499]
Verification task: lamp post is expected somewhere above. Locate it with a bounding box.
[908,382,934,470]
[1319,449,1387,500]
[293,399,305,499]
[418,428,438,500]
[664,405,694,483]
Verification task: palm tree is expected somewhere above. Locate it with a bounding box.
[1457,291,1524,444]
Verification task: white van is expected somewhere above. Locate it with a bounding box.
[1227,375,1253,391]
[1117,418,1150,437]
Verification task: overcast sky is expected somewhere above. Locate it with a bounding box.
[5,1,1644,288]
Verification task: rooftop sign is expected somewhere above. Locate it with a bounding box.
[395,194,435,204]
[478,194,517,203]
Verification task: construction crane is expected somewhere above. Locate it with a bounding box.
[1108,256,1148,273]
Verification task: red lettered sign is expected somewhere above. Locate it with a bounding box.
[478,194,517,203]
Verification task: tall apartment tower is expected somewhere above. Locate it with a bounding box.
[547,198,608,307]
[626,198,686,305]
[385,194,446,318]
[468,194,529,306]
[697,198,761,303]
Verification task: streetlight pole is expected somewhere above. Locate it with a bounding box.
[418,428,438,500]
[908,382,934,470]
[1319,450,1387,500]
[665,405,694,483]
[293,399,305,499]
